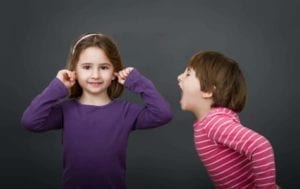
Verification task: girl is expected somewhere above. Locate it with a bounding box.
[177,51,278,188]
[21,33,173,189]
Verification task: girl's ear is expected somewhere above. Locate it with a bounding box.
[112,72,118,80]
[72,71,77,80]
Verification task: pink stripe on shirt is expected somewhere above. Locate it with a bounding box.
[194,107,277,189]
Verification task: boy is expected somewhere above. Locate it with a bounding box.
[177,51,278,188]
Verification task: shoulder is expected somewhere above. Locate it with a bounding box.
[202,108,240,131]
[54,98,74,109]
[124,69,153,89]
[114,98,142,110]
[59,99,142,118]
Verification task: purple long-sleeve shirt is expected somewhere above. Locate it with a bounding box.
[21,69,173,189]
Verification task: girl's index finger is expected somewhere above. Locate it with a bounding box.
[63,71,72,81]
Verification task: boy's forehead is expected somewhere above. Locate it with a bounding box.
[186,66,195,71]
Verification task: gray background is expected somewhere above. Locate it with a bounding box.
[1,0,299,188]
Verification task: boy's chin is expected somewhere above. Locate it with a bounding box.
[179,101,184,110]
[180,103,191,112]
[179,100,192,112]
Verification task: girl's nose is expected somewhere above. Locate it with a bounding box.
[92,69,100,79]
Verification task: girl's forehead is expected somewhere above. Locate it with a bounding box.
[81,46,103,53]
[79,47,109,59]
[77,51,112,66]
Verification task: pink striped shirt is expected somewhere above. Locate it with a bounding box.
[194,107,277,189]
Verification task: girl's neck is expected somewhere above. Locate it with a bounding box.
[79,92,111,106]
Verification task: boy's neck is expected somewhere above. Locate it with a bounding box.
[193,102,213,121]
[79,92,111,106]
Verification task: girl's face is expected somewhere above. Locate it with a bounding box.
[177,67,207,113]
[75,46,115,97]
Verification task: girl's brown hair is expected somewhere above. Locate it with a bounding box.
[188,51,247,112]
[67,33,124,99]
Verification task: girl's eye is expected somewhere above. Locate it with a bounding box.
[100,66,109,70]
[83,65,91,70]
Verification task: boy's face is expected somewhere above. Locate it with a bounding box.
[177,67,204,112]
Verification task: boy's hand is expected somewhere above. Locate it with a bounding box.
[56,69,76,88]
[115,67,134,85]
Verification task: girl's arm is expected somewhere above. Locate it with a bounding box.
[116,67,173,129]
[21,70,75,132]
[204,116,277,189]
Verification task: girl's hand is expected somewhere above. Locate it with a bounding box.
[115,67,134,85]
[56,69,76,88]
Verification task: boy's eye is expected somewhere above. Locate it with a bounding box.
[185,67,191,76]
[186,71,190,76]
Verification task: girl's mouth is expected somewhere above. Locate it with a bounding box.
[88,81,103,87]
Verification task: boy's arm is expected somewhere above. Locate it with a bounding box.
[123,68,173,129]
[205,117,277,188]
[21,78,67,132]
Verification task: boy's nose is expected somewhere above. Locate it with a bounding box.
[177,74,182,82]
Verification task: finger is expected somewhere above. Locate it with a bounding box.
[68,72,73,81]
[124,69,130,75]
[125,67,133,76]
[119,71,126,79]
[123,69,131,77]
[65,71,74,82]
[70,71,76,81]
[56,70,66,82]
[63,72,70,81]
[127,67,134,73]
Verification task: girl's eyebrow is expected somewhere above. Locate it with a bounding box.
[98,63,112,67]
[79,62,112,66]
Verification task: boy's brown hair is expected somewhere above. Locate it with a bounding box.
[66,33,124,99]
[188,51,247,112]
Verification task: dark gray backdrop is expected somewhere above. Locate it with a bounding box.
[1,0,299,188]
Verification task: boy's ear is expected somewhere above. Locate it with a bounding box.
[202,91,213,98]
[202,86,215,98]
